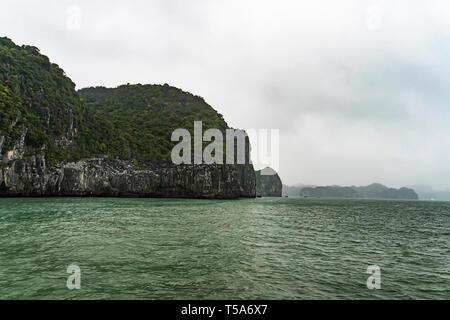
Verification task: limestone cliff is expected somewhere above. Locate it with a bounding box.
[0,157,255,198]
[0,37,256,199]
[255,167,282,197]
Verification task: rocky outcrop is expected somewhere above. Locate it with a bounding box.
[0,104,256,199]
[255,167,282,197]
[0,37,257,199]
[0,156,256,199]
[0,96,257,199]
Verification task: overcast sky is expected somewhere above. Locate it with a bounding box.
[2,0,450,188]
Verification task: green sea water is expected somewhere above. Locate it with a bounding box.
[0,197,449,300]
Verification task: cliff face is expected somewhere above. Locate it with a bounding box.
[255,167,282,197]
[0,157,255,198]
[0,37,256,199]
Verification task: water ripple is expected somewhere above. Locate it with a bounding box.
[0,197,449,299]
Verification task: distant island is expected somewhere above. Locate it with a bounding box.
[284,183,418,200]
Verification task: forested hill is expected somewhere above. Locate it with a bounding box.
[78,85,228,160]
[0,37,229,165]
[299,183,418,200]
[0,36,85,163]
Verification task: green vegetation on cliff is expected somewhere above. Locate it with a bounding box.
[0,37,80,156]
[0,37,228,164]
[78,85,228,160]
